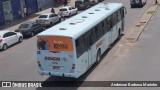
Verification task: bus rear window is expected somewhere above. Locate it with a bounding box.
[37,36,73,52]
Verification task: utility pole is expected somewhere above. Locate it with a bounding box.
[155,0,158,4]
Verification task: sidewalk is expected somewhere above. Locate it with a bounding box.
[0,0,76,31]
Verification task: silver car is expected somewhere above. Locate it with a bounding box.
[36,13,61,27]
[59,6,78,17]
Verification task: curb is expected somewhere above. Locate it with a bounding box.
[125,1,160,43]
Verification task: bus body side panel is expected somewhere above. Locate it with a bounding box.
[76,45,97,77]
[109,29,112,46]
[99,33,110,55]
[76,34,111,77]
[77,52,88,77]
[117,21,123,34]
[122,19,125,32]
[91,45,97,64]
[104,32,111,49]
[111,25,118,44]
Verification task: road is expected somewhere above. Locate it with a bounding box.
[0,0,157,90]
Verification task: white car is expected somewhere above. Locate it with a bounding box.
[0,30,23,50]
[59,6,78,17]
[36,13,61,27]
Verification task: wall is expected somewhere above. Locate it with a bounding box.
[11,0,21,20]
[25,0,38,14]
[37,0,54,11]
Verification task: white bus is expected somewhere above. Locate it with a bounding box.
[37,3,125,78]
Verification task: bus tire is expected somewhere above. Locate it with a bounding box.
[96,49,101,63]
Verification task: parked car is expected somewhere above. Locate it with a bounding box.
[36,13,61,27]
[130,0,147,8]
[0,30,23,50]
[59,6,78,17]
[98,0,104,2]
[91,0,98,6]
[75,0,92,10]
[15,21,45,37]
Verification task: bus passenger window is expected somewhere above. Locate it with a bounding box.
[76,36,85,58]
[90,28,97,45]
[117,9,121,22]
[121,7,124,18]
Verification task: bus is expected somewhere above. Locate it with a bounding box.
[37,3,126,78]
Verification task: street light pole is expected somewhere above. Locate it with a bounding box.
[155,0,158,4]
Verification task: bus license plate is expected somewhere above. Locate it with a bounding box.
[53,66,60,70]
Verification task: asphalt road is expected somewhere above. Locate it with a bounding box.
[0,0,156,90]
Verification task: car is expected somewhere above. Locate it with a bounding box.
[130,0,147,8]
[98,0,104,2]
[15,21,45,37]
[75,0,92,10]
[59,6,78,17]
[0,30,23,50]
[36,13,61,27]
[91,0,98,6]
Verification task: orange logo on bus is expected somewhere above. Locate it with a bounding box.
[37,36,73,52]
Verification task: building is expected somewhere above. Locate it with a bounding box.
[0,0,54,26]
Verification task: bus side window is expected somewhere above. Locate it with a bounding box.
[76,36,85,58]
[117,9,121,22]
[108,16,112,30]
[99,23,104,36]
[84,31,92,48]
[90,27,97,45]
[103,20,107,34]
[95,24,102,40]
[112,12,118,26]
[121,7,124,19]
[115,11,118,24]
[101,20,106,34]
[112,14,114,26]
[105,18,109,31]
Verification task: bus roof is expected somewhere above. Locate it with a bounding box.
[38,3,123,39]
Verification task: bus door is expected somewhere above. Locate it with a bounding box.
[84,31,92,68]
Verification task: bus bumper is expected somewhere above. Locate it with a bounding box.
[38,69,78,78]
